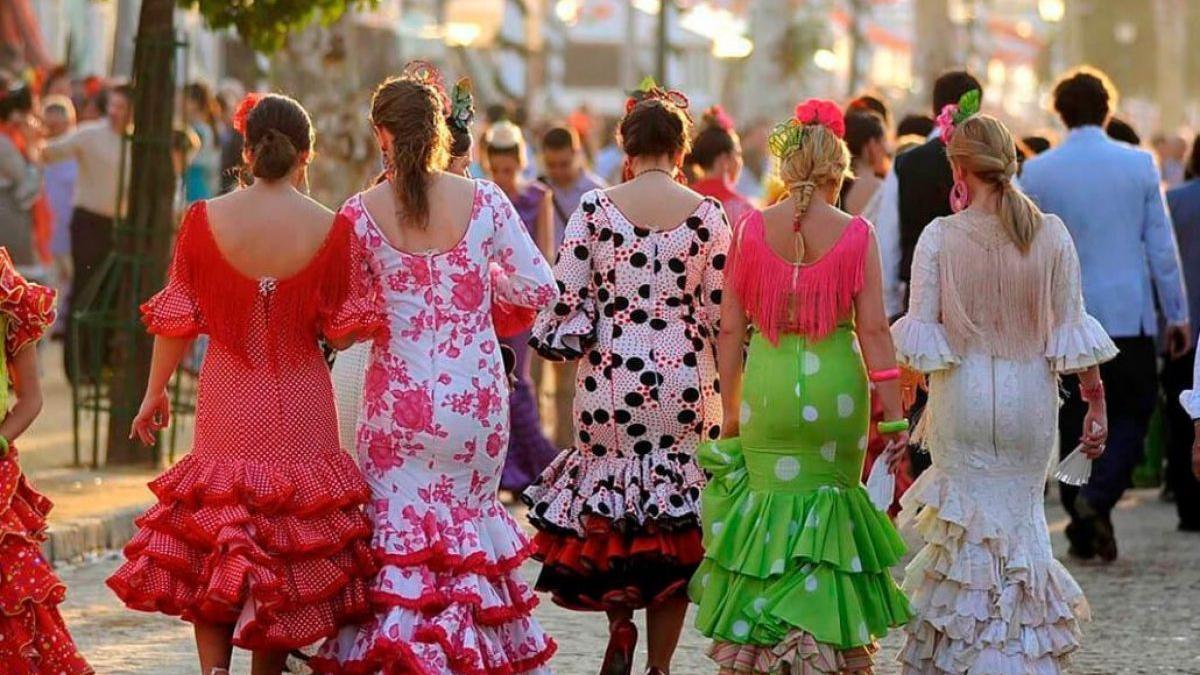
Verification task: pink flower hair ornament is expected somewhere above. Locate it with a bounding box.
[402,60,451,113]
[768,98,845,161]
[703,105,735,133]
[936,89,981,145]
[624,76,692,122]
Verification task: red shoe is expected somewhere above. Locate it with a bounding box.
[601,618,638,675]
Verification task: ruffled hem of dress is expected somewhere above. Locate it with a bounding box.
[689,439,912,651]
[322,306,389,345]
[530,516,703,611]
[146,448,371,514]
[1044,314,1118,374]
[371,498,535,575]
[521,446,706,536]
[1,454,52,546]
[140,295,203,339]
[0,598,93,674]
[315,502,555,675]
[707,633,878,674]
[891,316,959,373]
[696,438,907,577]
[528,306,595,362]
[107,450,377,650]
[897,469,1089,674]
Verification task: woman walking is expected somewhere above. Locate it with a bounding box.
[525,81,731,675]
[689,99,912,675]
[313,72,558,674]
[481,120,560,497]
[894,113,1114,673]
[109,94,384,675]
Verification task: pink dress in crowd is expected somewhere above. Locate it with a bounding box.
[313,180,559,674]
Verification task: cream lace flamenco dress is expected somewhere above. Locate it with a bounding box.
[891,211,1117,674]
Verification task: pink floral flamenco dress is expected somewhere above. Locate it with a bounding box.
[313,180,559,674]
[107,202,387,650]
[0,250,92,673]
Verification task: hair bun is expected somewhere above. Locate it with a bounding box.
[252,127,299,181]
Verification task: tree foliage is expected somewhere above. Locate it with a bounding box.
[180,0,379,51]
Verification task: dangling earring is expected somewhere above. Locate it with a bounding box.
[622,157,634,183]
[950,179,970,213]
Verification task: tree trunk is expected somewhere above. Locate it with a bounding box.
[913,0,954,109]
[105,0,176,464]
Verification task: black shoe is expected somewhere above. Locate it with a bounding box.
[1179,522,1200,532]
[1065,521,1095,560]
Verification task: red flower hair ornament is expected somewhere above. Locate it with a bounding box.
[768,98,845,160]
[624,76,691,121]
[232,93,264,136]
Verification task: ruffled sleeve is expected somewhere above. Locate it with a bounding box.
[0,249,57,358]
[530,190,598,361]
[320,211,388,344]
[141,202,206,338]
[1044,215,1118,373]
[891,221,958,372]
[698,199,732,337]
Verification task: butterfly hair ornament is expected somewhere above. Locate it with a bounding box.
[936,88,981,145]
[624,76,692,121]
[768,98,845,161]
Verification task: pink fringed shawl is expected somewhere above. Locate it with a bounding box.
[726,211,869,344]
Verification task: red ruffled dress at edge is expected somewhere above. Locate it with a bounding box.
[0,249,92,673]
[106,202,387,651]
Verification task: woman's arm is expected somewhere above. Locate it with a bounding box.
[854,233,903,423]
[0,347,44,446]
[537,191,555,260]
[717,288,747,439]
[129,336,192,444]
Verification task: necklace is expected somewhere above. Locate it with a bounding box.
[633,168,676,180]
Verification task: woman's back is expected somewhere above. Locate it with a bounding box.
[358,172,476,254]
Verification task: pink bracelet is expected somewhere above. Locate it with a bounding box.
[869,368,901,383]
[1080,380,1105,404]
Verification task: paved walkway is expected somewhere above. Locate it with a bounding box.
[56,489,1200,674]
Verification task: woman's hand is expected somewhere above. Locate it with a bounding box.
[1080,401,1108,459]
[882,431,910,475]
[721,408,740,439]
[130,389,171,445]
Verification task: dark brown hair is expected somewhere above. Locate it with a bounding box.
[932,70,982,116]
[243,94,313,182]
[687,109,738,171]
[542,126,581,152]
[618,98,692,160]
[1053,66,1117,129]
[371,77,451,228]
[843,111,886,160]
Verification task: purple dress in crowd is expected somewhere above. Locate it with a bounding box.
[500,181,559,492]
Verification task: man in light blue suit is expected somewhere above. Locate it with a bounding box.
[1022,67,1191,563]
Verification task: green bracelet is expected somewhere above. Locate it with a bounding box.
[877,419,910,434]
[0,435,8,458]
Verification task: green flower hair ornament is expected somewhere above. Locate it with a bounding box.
[448,77,475,134]
[936,89,982,144]
[768,119,808,161]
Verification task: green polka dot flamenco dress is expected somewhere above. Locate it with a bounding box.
[689,213,911,673]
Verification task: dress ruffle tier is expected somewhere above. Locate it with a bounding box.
[523,447,706,535]
[896,469,1089,674]
[0,453,92,674]
[689,439,911,673]
[106,448,377,651]
[312,498,556,674]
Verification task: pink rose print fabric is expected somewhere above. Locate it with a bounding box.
[314,180,559,675]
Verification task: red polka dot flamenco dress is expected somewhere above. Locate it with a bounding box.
[107,202,387,652]
[0,248,92,673]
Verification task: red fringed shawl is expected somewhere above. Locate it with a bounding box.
[144,201,380,361]
[726,211,869,344]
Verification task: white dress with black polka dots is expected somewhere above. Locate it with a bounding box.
[526,190,731,536]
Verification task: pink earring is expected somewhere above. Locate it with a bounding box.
[950,179,970,213]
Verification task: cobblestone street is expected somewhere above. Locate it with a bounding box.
[58,489,1200,674]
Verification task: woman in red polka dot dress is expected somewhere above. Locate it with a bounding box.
[0,249,92,674]
[106,94,386,675]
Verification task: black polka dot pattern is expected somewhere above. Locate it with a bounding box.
[526,192,733,535]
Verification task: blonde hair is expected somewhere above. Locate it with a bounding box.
[946,114,1041,252]
[778,124,851,225]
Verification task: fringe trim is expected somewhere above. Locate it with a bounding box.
[726,212,868,344]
